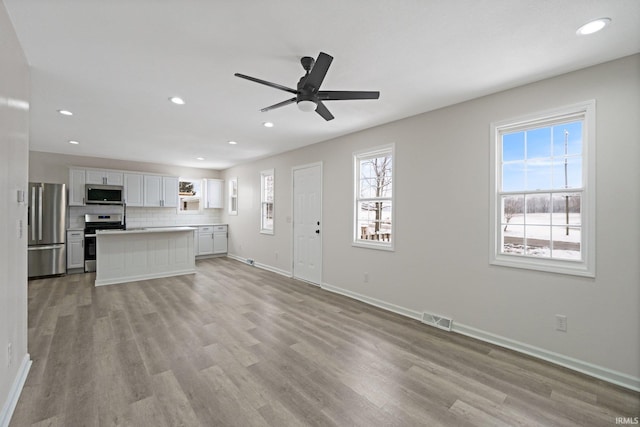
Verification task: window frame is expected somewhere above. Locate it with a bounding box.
[177,177,204,214]
[260,169,274,235]
[353,143,395,251]
[489,100,596,277]
[228,177,238,216]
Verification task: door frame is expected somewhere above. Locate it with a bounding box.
[291,161,323,286]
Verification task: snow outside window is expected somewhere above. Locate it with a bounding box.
[260,169,274,234]
[490,101,595,277]
[353,144,394,250]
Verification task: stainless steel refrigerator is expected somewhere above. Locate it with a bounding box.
[28,183,67,278]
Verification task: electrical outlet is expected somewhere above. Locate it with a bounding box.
[556,315,567,332]
[363,272,369,283]
[7,342,12,366]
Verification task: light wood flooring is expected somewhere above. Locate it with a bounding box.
[11,257,640,426]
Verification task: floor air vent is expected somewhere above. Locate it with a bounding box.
[421,312,452,331]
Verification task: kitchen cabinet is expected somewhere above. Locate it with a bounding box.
[197,226,214,256]
[213,225,228,254]
[144,175,179,207]
[205,179,224,209]
[66,230,84,270]
[86,169,124,186]
[124,173,144,206]
[194,225,228,257]
[68,168,86,206]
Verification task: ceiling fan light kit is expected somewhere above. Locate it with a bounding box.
[235,52,380,121]
[297,99,317,112]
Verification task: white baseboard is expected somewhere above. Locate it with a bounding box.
[452,323,640,392]
[321,282,423,321]
[320,281,640,392]
[0,354,31,427]
[227,254,292,278]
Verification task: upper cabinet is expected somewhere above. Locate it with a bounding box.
[124,173,144,207]
[69,168,86,206]
[69,166,205,210]
[205,179,224,209]
[85,169,124,186]
[144,175,179,207]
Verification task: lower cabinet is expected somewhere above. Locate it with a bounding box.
[66,230,84,271]
[197,226,214,256]
[213,225,228,254]
[195,225,228,257]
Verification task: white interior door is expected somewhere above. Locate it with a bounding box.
[293,163,322,285]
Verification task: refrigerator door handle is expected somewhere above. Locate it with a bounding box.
[38,186,43,240]
[31,186,36,240]
[28,244,65,251]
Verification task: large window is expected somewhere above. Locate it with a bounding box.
[490,101,595,276]
[354,144,394,250]
[260,169,274,234]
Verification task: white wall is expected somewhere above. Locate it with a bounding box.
[0,2,30,425]
[222,55,640,389]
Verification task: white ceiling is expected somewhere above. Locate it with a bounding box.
[5,0,639,170]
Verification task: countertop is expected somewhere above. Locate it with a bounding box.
[96,226,197,235]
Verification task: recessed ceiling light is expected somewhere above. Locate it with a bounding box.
[263,122,274,128]
[196,157,204,160]
[68,140,79,145]
[576,18,611,36]
[58,109,73,116]
[228,140,237,145]
[169,96,185,105]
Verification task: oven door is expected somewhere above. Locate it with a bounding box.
[84,234,97,272]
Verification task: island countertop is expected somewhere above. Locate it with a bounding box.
[96,226,197,235]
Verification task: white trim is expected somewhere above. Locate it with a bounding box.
[0,354,32,427]
[321,282,422,321]
[254,261,291,278]
[452,323,639,392]
[226,253,292,277]
[489,100,596,277]
[95,269,196,286]
[291,162,323,285]
[319,280,639,392]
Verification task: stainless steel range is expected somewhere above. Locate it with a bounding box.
[83,214,125,272]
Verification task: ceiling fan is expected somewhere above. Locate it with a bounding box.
[234,52,380,121]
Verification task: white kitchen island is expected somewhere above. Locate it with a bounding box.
[95,227,196,286]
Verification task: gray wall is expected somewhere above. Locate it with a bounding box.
[0,2,30,423]
[222,55,640,388]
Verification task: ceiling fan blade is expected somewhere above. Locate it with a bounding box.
[260,97,296,112]
[318,90,380,100]
[315,101,334,121]
[234,73,297,94]
[303,52,333,92]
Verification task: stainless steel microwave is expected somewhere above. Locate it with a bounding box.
[85,184,124,205]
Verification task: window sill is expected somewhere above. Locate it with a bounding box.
[352,241,394,251]
[260,230,274,235]
[490,254,594,277]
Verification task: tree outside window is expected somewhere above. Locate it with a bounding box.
[354,145,394,249]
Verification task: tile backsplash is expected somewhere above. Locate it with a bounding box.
[68,205,222,229]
